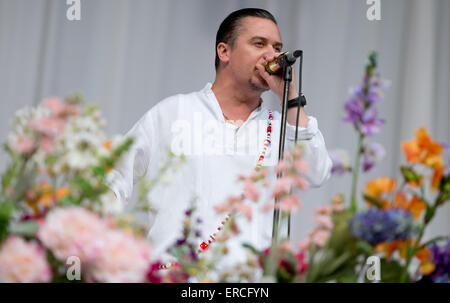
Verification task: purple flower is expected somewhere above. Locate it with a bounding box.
[362,142,386,172]
[426,239,450,283]
[360,107,385,136]
[343,93,364,128]
[329,149,351,175]
[350,208,414,246]
[342,55,388,137]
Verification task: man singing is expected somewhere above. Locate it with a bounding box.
[108,8,332,271]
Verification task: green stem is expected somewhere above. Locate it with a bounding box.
[350,133,364,214]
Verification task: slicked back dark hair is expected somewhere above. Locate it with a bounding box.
[215,8,277,71]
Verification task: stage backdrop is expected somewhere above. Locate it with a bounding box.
[0,0,449,243]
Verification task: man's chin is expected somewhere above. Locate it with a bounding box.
[248,78,269,92]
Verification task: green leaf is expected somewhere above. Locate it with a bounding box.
[0,202,14,243]
[376,259,409,283]
[424,204,435,224]
[363,194,384,209]
[400,166,422,184]
[9,220,39,237]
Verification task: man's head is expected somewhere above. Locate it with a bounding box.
[214,8,283,92]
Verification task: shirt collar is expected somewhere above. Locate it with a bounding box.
[201,82,267,123]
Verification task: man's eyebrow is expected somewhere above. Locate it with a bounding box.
[250,36,283,49]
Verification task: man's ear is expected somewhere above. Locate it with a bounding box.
[217,42,231,66]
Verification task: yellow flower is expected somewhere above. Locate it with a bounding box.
[419,260,435,275]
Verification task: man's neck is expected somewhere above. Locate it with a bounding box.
[211,74,262,122]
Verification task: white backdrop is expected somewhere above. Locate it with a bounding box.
[0,0,449,243]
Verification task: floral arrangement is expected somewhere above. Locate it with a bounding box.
[1,52,448,283]
[153,52,450,283]
[0,95,160,282]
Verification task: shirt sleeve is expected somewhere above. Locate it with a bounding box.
[285,115,332,188]
[106,111,154,205]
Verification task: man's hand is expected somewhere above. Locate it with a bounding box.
[255,53,299,102]
[256,54,309,128]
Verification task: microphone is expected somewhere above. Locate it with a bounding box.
[264,50,302,75]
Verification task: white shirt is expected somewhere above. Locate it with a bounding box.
[108,83,332,270]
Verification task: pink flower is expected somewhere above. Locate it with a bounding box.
[11,136,35,154]
[294,159,308,173]
[213,203,229,214]
[310,229,330,247]
[244,181,259,202]
[297,239,311,251]
[28,117,65,136]
[315,206,332,215]
[37,207,109,261]
[272,177,294,197]
[261,201,274,212]
[42,97,65,116]
[332,204,345,212]
[278,195,302,212]
[237,204,252,220]
[294,176,308,190]
[278,240,293,252]
[39,135,55,154]
[0,236,52,283]
[42,97,80,117]
[87,230,152,283]
[314,215,333,229]
[274,160,289,174]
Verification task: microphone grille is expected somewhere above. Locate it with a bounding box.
[293,50,303,58]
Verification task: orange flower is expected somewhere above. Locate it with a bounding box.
[103,139,112,150]
[415,247,436,275]
[55,187,69,202]
[415,247,431,262]
[393,192,408,209]
[408,195,426,220]
[376,240,402,259]
[431,165,444,190]
[402,139,421,163]
[402,127,444,169]
[364,177,396,207]
[393,192,425,220]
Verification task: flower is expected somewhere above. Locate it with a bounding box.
[37,207,109,261]
[364,177,396,206]
[402,127,444,169]
[329,149,351,175]
[0,236,52,283]
[10,136,35,154]
[342,56,388,137]
[362,142,385,172]
[350,208,414,246]
[243,181,259,202]
[425,239,450,282]
[87,229,152,283]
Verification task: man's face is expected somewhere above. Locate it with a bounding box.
[228,17,283,92]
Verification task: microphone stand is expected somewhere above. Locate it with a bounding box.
[271,52,304,244]
[271,65,292,245]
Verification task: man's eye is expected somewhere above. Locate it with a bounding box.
[255,42,264,47]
